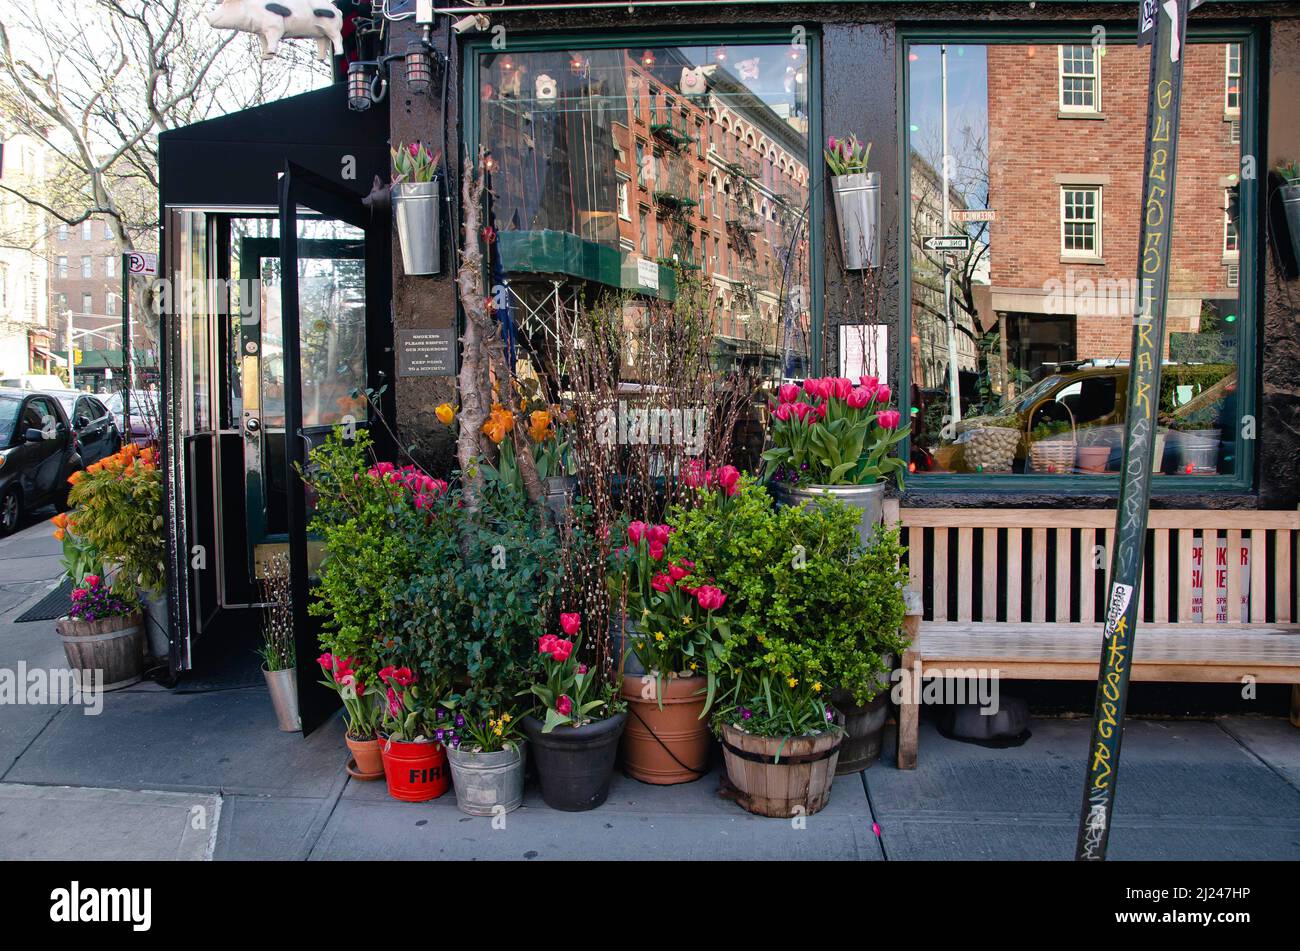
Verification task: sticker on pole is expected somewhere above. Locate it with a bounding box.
[1104,582,1134,638]
[126,251,157,275]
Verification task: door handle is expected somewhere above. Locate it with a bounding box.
[245,416,261,434]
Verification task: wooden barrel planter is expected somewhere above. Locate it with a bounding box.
[720,722,841,817]
[55,611,144,691]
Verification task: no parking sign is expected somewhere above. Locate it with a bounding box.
[126,250,157,275]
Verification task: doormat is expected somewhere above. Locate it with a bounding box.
[14,579,74,623]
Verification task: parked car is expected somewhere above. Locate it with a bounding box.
[44,390,121,466]
[0,373,65,391]
[103,389,158,447]
[0,387,84,535]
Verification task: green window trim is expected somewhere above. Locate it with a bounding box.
[896,23,1263,496]
[461,26,824,371]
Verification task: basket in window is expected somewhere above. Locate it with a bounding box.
[1027,404,1077,475]
[959,425,1018,473]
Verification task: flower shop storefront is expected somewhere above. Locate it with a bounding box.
[147,0,1300,819]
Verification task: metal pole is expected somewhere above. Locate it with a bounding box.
[66,309,74,390]
[940,44,962,428]
[1076,0,1191,861]
[121,253,130,440]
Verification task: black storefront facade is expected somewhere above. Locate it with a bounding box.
[156,1,1300,727]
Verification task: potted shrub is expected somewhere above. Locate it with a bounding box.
[303,429,438,779]
[522,612,627,811]
[1279,160,1300,269]
[762,376,909,546]
[672,479,908,789]
[256,555,298,732]
[316,653,385,779]
[825,134,879,269]
[55,574,144,692]
[55,443,167,659]
[390,483,563,816]
[391,140,441,275]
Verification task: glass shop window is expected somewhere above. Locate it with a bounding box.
[905,39,1251,481]
[477,40,811,366]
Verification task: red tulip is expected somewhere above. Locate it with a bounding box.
[847,387,871,409]
[551,639,574,662]
[560,612,581,635]
[647,524,671,545]
[774,402,793,422]
[694,586,727,611]
[791,401,810,421]
[878,409,902,430]
[830,377,853,401]
[715,465,740,493]
[378,665,396,683]
[859,375,879,389]
[651,572,674,592]
[556,694,573,716]
[317,652,334,670]
[539,634,558,655]
[778,383,799,404]
[874,384,891,405]
[628,521,647,544]
[648,540,666,561]
[668,562,689,582]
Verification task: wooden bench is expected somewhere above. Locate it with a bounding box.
[883,504,1300,769]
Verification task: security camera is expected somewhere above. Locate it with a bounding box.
[451,13,490,34]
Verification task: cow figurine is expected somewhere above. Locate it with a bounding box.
[204,0,344,61]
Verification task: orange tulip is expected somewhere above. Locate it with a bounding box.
[528,410,553,443]
[67,471,83,485]
[53,529,65,542]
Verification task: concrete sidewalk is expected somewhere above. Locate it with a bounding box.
[1,519,1297,861]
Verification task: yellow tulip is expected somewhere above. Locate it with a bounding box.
[435,403,455,425]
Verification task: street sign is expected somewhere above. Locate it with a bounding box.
[922,234,971,252]
[951,209,997,223]
[126,251,157,275]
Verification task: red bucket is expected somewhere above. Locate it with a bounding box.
[380,737,450,802]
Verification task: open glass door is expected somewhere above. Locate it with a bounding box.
[278,162,388,733]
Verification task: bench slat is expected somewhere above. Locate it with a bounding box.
[1080,528,1097,624]
[1280,533,1293,624]
[1250,530,1268,624]
[1227,529,1244,624]
[1007,528,1023,623]
[1055,528,1072,624]
[1178,529,1195,622]
[957,527,973,622]
[933,528,949,622]
[1031,528,1047,622]
[1153,529,1170,623]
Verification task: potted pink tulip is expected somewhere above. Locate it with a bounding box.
[762,376,910,546]
[825,134,879,269]
[391,140,441,275]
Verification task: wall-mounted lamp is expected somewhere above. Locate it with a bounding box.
[348,25,446,111]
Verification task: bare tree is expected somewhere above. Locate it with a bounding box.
[0,0,327,253]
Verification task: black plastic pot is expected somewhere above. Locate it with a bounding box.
[831,692,889,774]
[1282,183,1300,274]
[522,712,627,811]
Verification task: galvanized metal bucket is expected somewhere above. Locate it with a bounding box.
[445,741,526,816]
[544,475,577,526]
[610,615,647,677]
[771,480,886,548]
[830,171,881,270]
[393,180,441,275]
[262,666,300,732]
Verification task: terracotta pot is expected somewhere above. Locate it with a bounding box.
[620,673,712,784]
[379,736,450,802]
[1076,445,1110,473]
[720,722,841,818]
[346,735,385,780]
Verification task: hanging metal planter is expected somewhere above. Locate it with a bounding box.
[1282,181,1300,273]
[831,171,881,270]
[392,179,441,275]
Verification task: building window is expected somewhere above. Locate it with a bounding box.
[1224,43,1241,116]
[631,78,640,120]
[81,255,93,278]
[635,141,645,187]
[1223,188,1239,258]
[106,293,117,316]
[57,256,67,279]
[81,292,92,313]
[617,178,630,220]
[1060,186,1101,258]
[638,210,648,255]
[105,255,115,278]
[82,220,92,240]
[57,223,68,241]
[1058,44,1100,113]
[104,220,114,240]
[904,35,1252,485]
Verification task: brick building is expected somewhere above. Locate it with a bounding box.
[986,41,1242,370]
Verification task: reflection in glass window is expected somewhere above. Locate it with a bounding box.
[906,40,1248,480]
[477,41,811,375]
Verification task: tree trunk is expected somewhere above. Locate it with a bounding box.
[454,150,490,514]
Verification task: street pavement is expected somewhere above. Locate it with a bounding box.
[0,514,1297,861]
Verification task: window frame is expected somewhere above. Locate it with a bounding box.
[1057,43,1101,114]
[1224,42,1241,117]
[899,24,1261,496]
[462,27,823,366]
[1059,184,1102,260]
